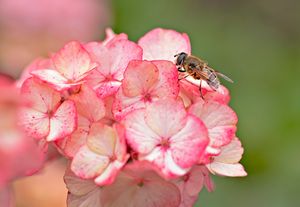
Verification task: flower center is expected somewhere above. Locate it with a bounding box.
[143,93,152,102]
[109,155,117,162]
[159,138,170,150]
[183,174,190,182]
[136,179,144,187]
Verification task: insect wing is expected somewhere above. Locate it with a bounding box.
[215,71,234,83]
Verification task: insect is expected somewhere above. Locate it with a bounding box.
[174,52,233,98]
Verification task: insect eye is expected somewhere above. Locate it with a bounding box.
[176,53,187,65]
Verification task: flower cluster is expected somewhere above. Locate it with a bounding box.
[17,28,247,207]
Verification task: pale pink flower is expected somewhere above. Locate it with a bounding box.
[123,98,209,177]
[138,28,191,61]
[31,41,97,91]
[189,99,238,158]
[172,165,214,207]
[206,137,247,177]
[19,78,77,141]
[65,161,181,207]
[84,34,143,98]
[101,161,181,207]
[64,167,101,207]
[71,124,129,185]
[113,60,179,120]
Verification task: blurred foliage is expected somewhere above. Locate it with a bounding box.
[112,0,300,206]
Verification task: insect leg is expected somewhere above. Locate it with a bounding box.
[179,74,190,80]
[199,80,204,99]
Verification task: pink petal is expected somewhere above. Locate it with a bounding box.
[102,28,128,45]
[170,115,209,168]
[31,69,76,91]
[71,146,110,179]
[21,78,61,113]
[47,100,77,141]
[122,60,159,97]
[112,88,145,121]
[68,191,101,207]
[207,162,247,177]
[138,28,191,61]
[164,150,190,176]
[206,138,247,177]
[214,138,244,163]
[106,39,143,80]
[17,58,54,88]
[18,108,49,139]
[86,123,116,156]
[55,115,90,158]
[94,80,121,98]
[85,39,142,82]
[64,167,98,196]
[145,99,187,138]
[151,60,179,98]
[173,166,207,207]
[70,85,105,122]
[113,124,129,161]
[189,100,237,148]
[53,41,97,81]
[94,161,123,186]
[123,109,161,154]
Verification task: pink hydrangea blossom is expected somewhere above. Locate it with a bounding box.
[65,161,181,207]
[123,99,209,177]
[12,27,246,206]
[113,60,179,120]
[19,78,77,141]
[84,34,142,98]
[71,123,129,185]
[31,41,98,91]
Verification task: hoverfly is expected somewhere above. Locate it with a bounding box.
[174,52,233,98]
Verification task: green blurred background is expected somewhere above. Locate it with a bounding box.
[111,0,300,206]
